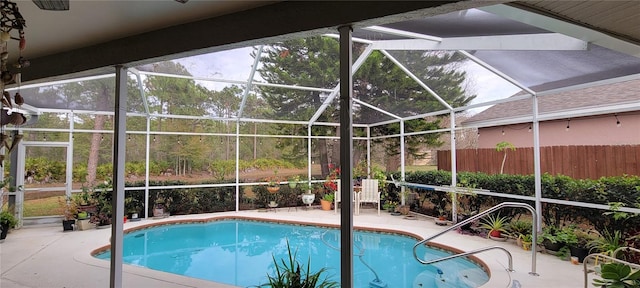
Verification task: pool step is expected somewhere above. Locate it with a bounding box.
[413,267,487,288]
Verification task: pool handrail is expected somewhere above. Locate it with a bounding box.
[583,247,640,288]
[413,202,539,276]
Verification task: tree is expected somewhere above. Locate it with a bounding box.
[145,61,213,174]
[496,141,516,174]
[362,51,475,171]
[256,37,476,174]
[255,37,340,176]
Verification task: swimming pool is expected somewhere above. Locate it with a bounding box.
[95,219,489,287]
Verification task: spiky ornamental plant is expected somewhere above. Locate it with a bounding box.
[259,239,338,288]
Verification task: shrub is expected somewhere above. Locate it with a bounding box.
[404,170,640,236]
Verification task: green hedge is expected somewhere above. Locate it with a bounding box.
[397,170,640,236]
[111,171,639,240]
[123,179,312,217]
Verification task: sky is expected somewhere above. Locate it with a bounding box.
[174,46,522,116]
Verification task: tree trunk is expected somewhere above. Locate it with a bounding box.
[319,139,329,177]
[86,85,110,185]
[253,123,257,159]
[86,119,104,186]
[385,153,400,173]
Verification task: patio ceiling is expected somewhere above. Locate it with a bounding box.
[2,1,639,127]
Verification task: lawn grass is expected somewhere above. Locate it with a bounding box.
[23,196,64,217]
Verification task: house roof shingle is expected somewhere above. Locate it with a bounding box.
[463,78,640,125]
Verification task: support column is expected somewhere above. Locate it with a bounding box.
[235,121,240,211]
[400,120,406,205]
[532,95,542,232]
[67,112,74,198]
[308,126,312,190]
[145,117,150,219]
[338,24,354,288]
[9,132,18,220]
[450,110,457,223]
[366,126,371,177]
[110,65,127,288]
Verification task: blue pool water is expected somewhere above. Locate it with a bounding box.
[96,219,488,287]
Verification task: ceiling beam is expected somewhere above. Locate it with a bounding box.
[480,4,640,57]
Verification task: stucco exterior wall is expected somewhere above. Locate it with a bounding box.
[476,112,640,149]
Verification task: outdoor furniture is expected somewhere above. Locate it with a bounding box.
[359,179,381,215]
[334,181,361,215]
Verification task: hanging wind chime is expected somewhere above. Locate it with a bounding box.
[0,0,28,166]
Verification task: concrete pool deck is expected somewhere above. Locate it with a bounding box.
[1,207,593,288]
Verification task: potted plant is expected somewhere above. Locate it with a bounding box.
[266,170,281,193]
[520,234,533,250]
[566,229,597,263]
[302,190,316,206]
[383,201,398,213]
[435,209,447,225]
[539,225,571,253]
[125,196,142,221]
[588,229,625,259]
[288,175,301,189]
[0,209,17,242]
[508,219,532,246]
[480,213,510,240]
[319,167,339,211]
[90,196,113,228]
[397,205,410,215]
[153,198,167,218]
[59,196,77,231]
[592,262,640,288]
[320,193,334,211]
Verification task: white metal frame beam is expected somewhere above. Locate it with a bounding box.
[379,50,453,110]
[362,25,442,42]
[309,45,374,124]
[372,33,587,51]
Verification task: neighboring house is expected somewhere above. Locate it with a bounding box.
[463,78,640,149]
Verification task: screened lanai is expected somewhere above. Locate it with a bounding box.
[5,5,640,220]
[2,2,640,287]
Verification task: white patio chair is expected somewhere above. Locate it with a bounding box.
[334,181,360,215]
[359,179,380,215]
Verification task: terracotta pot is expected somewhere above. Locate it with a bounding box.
[320,199,332,210]
[267,186,280,193]
[489,230,502,238]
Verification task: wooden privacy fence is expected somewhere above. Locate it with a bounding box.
[437,145,640,179]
